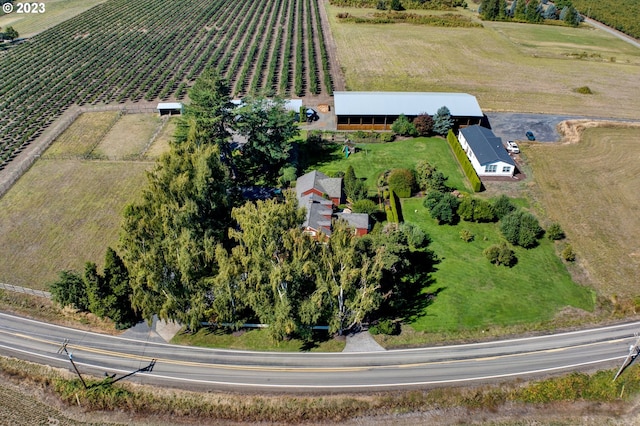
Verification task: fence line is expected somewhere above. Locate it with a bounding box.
[0,104,159,198]
[0,282,51,299]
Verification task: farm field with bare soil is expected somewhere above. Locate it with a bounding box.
[526,122,640,297]
[325,4,640,118]
[0,112,171,290]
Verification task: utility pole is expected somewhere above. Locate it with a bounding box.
[57,339,87,389]
[613,334,640,381]
[57,338,156,389]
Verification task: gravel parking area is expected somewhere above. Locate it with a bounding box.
[485,113,586,143]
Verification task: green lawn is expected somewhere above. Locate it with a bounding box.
[402,198,595,332]
[171,328,346,352]
[309,137,471,193]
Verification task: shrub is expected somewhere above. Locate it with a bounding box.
[401,222,430,249]
[388,189,402,222]
[483,242,516,267]
[376,0,387,10]
[446,130,481,192]
[380,132,395,142]
[413,113,434,136]
[415,160,436,191]
[562,244,576,261]
[352,199,379,214]
[547,223,565,240]
[500,210,543,248]
[369,319,400,335]
[388,168,415,198]
[460,229,474,242]
[574,86,593,94]
[424,191,459,224]
[492,194,516,219]
[457,197,495,222]
[50,270,88,311]
[391,114,418,136]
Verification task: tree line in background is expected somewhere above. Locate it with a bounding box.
[480,0,582,27]
[51,69,434,340]
[330,0,467,10]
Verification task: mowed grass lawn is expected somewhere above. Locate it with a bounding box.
[403,198,595,332]
[172,328,345,352]
[310,137,470,193]
[526,125,640,296]
[0,112,170,290]
[326,4,640,118]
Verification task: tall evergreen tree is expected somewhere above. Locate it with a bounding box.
[234,97,299,184]
[120,137,230,328]
[432,106,455,136]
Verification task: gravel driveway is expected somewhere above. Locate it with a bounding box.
[485,112,587,143]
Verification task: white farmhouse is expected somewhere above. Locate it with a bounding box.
[457,125,516,177]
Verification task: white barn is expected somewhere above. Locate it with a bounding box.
[457,125,515,177]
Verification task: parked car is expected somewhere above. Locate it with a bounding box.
[506,140,520,154]
[525,131,535,141]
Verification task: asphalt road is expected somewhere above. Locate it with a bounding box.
[1,312,638,393]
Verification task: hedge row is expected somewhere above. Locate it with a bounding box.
[446,130,482,192]
[388,188,403,223]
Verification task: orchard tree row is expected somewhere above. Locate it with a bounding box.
[571,0,640,39]
[0,0,333,169]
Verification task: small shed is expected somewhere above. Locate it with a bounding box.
[157,102,183,116]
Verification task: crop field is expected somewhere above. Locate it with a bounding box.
[0,0,107,38]
[526,123,640,297]
[572,0,640,39]
[0,0,334,171]
[326,4,640,118]
[0,112,168,290]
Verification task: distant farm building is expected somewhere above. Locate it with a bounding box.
[231,98,303,113]
[157,102,183,116]
[457,125,515,177]
[333,92,484,131]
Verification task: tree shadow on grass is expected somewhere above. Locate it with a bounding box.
[296,136,343,172]
[376,250,445,324]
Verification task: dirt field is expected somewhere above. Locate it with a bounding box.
[326,4,640,119]
[526,121,640,296]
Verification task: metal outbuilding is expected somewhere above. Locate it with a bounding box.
[334,91,484,131]
[157,102,183,116]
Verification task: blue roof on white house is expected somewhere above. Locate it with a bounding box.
[333,92,483,117]
[459,125,515,166]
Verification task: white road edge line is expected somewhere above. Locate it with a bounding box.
[2,312,639,355]
[0,343,626,389]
